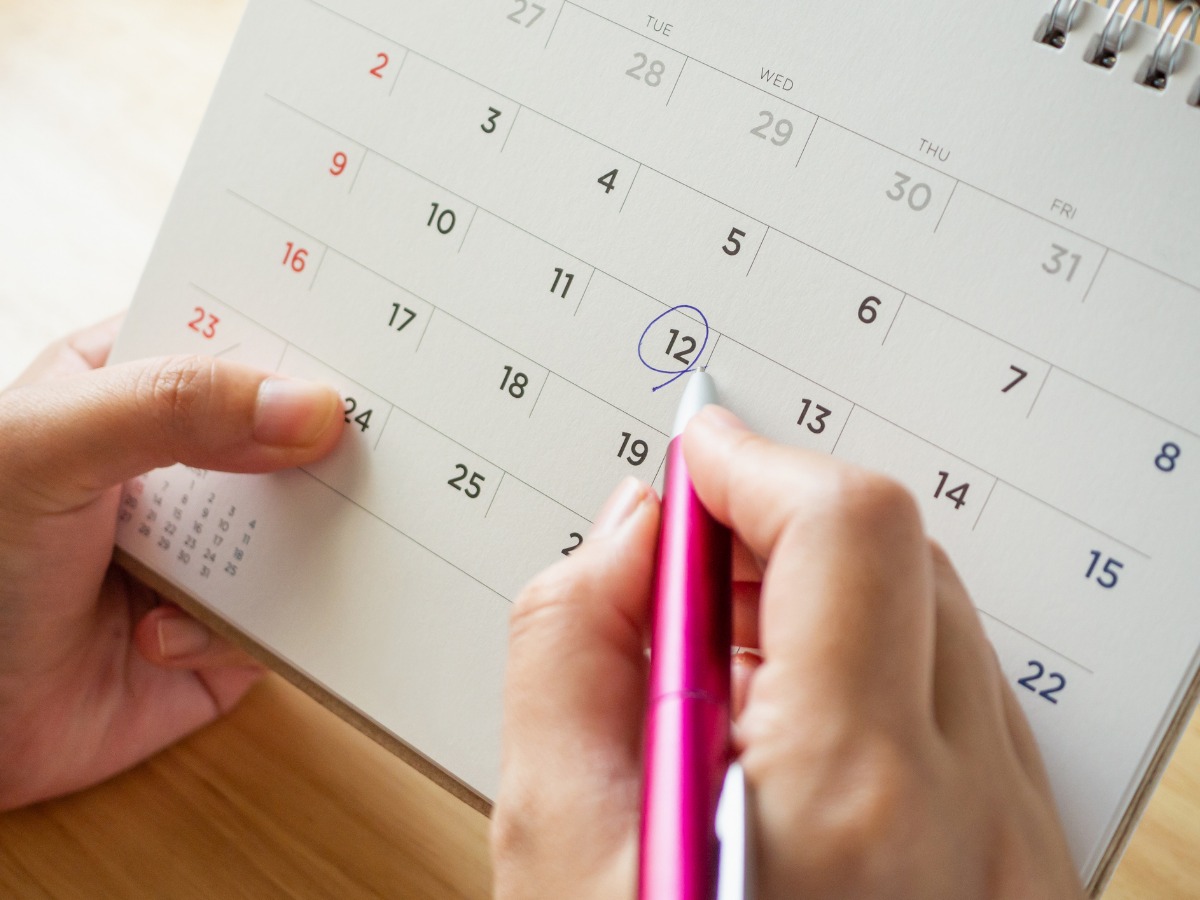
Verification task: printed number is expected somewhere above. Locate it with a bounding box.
[369,53,389,79]
[886,172,932,212]
[225,562,238,577]
[1085,551,1123,589]
[481,107,502,134]
[330,152,348,176]
[750,111,793,146]
[562,532,584,556]
[388,303,417,331]
[1002,366,1028,393]
[796,399,832,434]
[858,296,882,324]
[618,432,649,466]
[626,53,666,87]
[665,329,699,365]
[500,366,529,399]
[933,471,969,509]
[1042,244,1082,282]
[282,242,308,272]
[551,268,575,298]
[1017,661,1066,704]
[448,464,486,499]
[344,397,373,432]
[187,307,220,340]
[427,203,456,234]
[723,228,746,256]
[598,169,619,194]
[507,0,546,27]
[1156,442,1181,472]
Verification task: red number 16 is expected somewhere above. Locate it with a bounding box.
[283,242,309,272]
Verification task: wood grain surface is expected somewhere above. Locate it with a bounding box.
[0,1,1195,896]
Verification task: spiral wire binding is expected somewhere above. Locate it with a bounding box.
[1036,0,1200,103]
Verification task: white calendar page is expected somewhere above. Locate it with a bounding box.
[111,0,1200,884]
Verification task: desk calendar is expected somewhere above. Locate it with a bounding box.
[110,0,1200,890]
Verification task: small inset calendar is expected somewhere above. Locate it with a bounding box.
[112,0,1200,891]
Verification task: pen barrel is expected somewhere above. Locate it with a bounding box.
[639,437,733,900]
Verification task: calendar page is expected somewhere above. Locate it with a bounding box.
[111,0,1200,885]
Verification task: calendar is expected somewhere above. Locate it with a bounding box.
[111,0,1200,889]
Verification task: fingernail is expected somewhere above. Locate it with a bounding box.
[158,617,211,660]
[253,377,341,447]
[590,477,647,540]
[696,406,746,432]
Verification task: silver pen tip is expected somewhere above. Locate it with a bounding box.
[672,370,719,439]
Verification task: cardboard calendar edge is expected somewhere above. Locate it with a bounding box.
[1086,664,1200,897]
[113,547,493,818]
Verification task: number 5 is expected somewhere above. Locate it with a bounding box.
[723,228,746,256]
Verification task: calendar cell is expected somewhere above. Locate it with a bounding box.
[483,109,637,259]
[474,474,592,599]
[227,94,366,222]
[440,211,592,351]
[833,408,997,541]
[386,53,520,186]
[338,152,478,293]
[400,313,551,471]
[604,168,769,316]
[1020,369,1197,554]
[369,406,503,572]
[274,345,391,506]
[736,231,904,400]
[1068,253,1200,434]
[653,58,819,222]
[914,185,1104,353]
[786,121,956,283]
[869,298,1051,457]
[541,4,686,133]
[197,193,327,324]
[520,375,667,516]
[300,251,433,402]
[264,0,406,138]
[703,337,849,454]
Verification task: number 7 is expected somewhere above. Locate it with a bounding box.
[1002,366,1028,393]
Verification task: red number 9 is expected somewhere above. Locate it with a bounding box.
[330,151,348,177]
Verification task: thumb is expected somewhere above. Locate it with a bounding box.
[494,477,659,890]
[0,355,344,514]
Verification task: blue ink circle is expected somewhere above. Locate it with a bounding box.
[637,305,710,392]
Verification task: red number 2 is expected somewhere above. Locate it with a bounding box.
[188,307,220,340]
[370,53,389,78]
[331,151,348,176]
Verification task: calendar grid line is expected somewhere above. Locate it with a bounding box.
[1081,247,1109,303]
[373,402,395,451]
[745,228,769,277]
[976,608,1094,675]
[620,164,642,214]
[830,404,855,456]
[793,117,819,169]
[500,105,522,153]
[386,48,411,97]
[244,88,1192,541]
[1003,481,1150,561]
[457,206,479,253]
[1026,365,1054,420]
[295,468,509,600]
[972,479,999,531]
[307,245,330,290]
[880,294,907,346]
[527,371,552,419]
[665,56,688,107]
[933,181,959,234]
[572,266,597,317]
[544,1,567,49]
[346,147,368,195]
[484,472,505,518]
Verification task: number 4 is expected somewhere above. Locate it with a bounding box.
[598,169,619,194]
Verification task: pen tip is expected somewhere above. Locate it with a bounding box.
[672,370,719,438]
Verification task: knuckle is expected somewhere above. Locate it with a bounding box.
[823,467,921,536]
[134,356,215,439]
[508,564,583,646]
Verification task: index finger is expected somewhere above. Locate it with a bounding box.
[682,407,935,725]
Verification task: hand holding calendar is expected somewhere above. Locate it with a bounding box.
[0,318,343,810]
[495,413,1083,900]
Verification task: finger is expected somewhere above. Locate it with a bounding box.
[494,477,658,886]
[11,314,124,386]
[732,580,761,651]
[732,536,763,582]
[731,650,762,723]
[134,605,265,672]
[999,662,1057,797]
[683,408,935,722]
[0,355,344,514]
[927,542,1005,744]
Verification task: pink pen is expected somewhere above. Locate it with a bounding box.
[639,370,733,900]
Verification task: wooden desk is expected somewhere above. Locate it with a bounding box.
[0,1,1195,895]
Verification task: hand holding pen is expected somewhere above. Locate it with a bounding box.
[493,398,1083,900]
